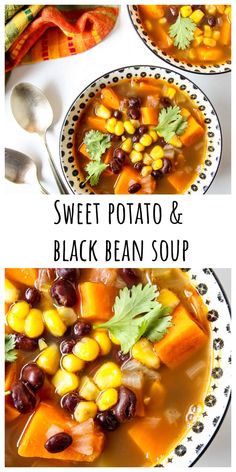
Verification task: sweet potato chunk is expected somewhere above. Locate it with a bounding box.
[79,143,90,159]
[18,402,104,462]
[167,171,193,194]
[79,282,118,321]
[180,116,204,147]
[157,25,173,49]
[154,304,207,369]
[5,362,17,391]
[140,107,159,125]
[139,5,164,19]
[86,116,107,132]
[128,418,162,463]
[5,269,38,287]
[220,19,231,46]
[5,400,20,422]
[101,87,120,109]
[114,167,143,195]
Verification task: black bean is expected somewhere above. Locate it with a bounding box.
[61,392,80,413]
[113,109,122,120]
[133,161,144,172]
[25,287,41,306]
[160,96,172,108]
[60,338,76,354]
[112,386,136,423]
[73,320,92,339]
[11,381,37,413]
[160,158,172,175]
[50,279,77,307]
[128,97,141,108]
[128,182,141,194]
[110,133,120,142]
[157,137,167,147]
[138,125,148,136]
[56,269,79,283]
[14,334,38,352]
[132,133,140,143]
[21,363,45,391]
[96,410,119,431]
[127,107,140,120]
[119,268,140,288]
[115,349,130,365]
[114,148,126,163]
[109,159,122,174]
[206,14,217,27]
[166,6,179,20]
[151,170,163,180]
[45,432,72,453]
[192,5,204,12]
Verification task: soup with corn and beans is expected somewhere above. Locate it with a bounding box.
[75,77,207,194]
[5,268,211,467]
[138,5,231,66]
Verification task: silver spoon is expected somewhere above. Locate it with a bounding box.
[5,148,49,194]
[10,82,69,194]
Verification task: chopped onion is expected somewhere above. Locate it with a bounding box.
[144,417,161,428]
[88,269,126,288]
[122,370,144,391]
[186,360,206,380]
[73,434,94,456]
[46,425,63,439]
[71,419,94,436]
[164,408,181,425]
[164,145,175,159]
[122,359,161,381]
[141,175,156,194]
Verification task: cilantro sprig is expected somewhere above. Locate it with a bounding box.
[96,284,172,353]
[156,105,187,143]
[5,334,17,363]
[83,130,111,186]
[169,13,196,50]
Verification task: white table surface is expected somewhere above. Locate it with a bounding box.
[5,4,231,195]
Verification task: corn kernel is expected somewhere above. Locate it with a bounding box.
[92,330,112,356]
[193,36,203,47]
[130,119,140,128]
[57,307,77,326]
[73,337,100,362]
[152,159,163,171]
[203,38,216,47]
[106,117,117,133]
[204,25,212,38]
[7,310,25,333]
[121,138,133,153]
[181,108,191,119]
[194,27,203,37]
[94,362,122,390]
[37,344,60,375]
[163,86,176,100]
[143,153,153,165]
[205,5,216,15]
[25,309,44,338]
[79,376,100,401]
[123,120,136,135]
[140,133,153,147]
[148,130,158,142]
[170,135,183,148]
[95,103,111,119]
[109,332,120,345]
[5,279,20,304]
[134,142,145,152]
[43,309,67,337]
[145,19,152,31]
[97,388,118,411]
[217,5,225,14]
[225,6,231,20]
[190,9,205,24]
[188,48,196,60]
[141,165,152,177]
[158,17,167,24]
[38,338,48,351]
[213,30,221,41]
[150,145,164,160]
[114,121,125,136]
[11,300,30,319]
[130,150,143,163]
[62,354,85,373]
[180,5,192,18]
[74,401,97,423]
[132,338,160,369]
[52,368,79,396]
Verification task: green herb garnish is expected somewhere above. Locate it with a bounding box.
[5,334,17,363]
[85,161,108,186]
[156,105,187,143]
[96,284,172,353]
[83,130,111,185]
[169,13,196,50]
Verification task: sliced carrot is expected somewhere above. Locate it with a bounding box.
[5,269,38,287]
[140,107,159,125]
[79,142,90,159]
[79,282,118,321]
[196,46,223,62]
[5,362,17,392]
[180,116,204,147]
[18,402,104,461]
[156,25,173,49]
[114,167,143,195]
[154,304,207,369]
[220,19,231,46]
[86,116,107,133]
[139,5,164,19]
[100,87,120,109]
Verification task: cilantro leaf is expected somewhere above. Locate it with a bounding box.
[156,105,187,143]
[96,284,173,353]
[5,334,17,363]
[85,161,108,186]
[84,130,111,161]
[169,13,196,50]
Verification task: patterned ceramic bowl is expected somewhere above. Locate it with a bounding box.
[60,65,222,195]
[128,6,231,75]
[157,268,231,467]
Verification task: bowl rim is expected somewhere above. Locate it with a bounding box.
[59,64,223,195]
[127,5,232,76]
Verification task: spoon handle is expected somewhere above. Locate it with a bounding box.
[42,134,69,194]
[38,181,49,194]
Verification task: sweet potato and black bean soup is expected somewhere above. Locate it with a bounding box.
[75,77,207,194]
[5,268,212,466]
[138,5,231,66]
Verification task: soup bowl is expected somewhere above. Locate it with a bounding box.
[128,5,232,75]
[60,65,222,195]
